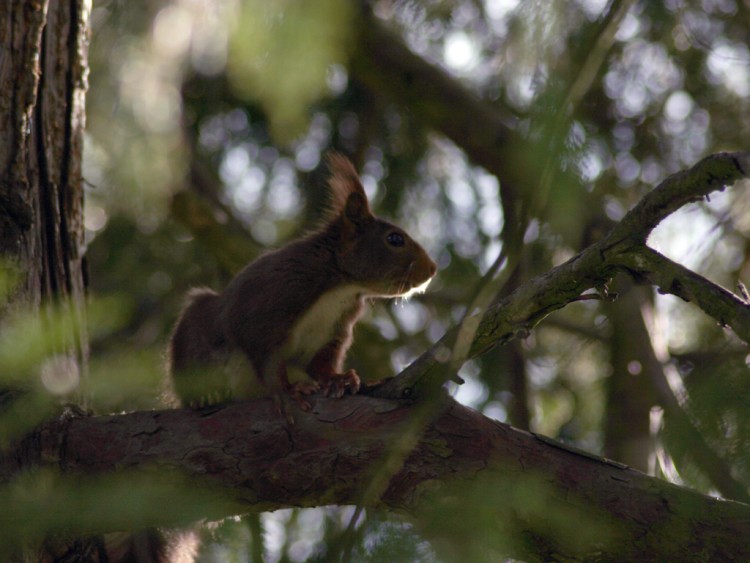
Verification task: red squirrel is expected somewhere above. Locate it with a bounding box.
[168,154,436,411]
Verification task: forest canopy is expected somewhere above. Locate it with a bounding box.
[2,0,750,560]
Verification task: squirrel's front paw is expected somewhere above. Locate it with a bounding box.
[321,369,361,399]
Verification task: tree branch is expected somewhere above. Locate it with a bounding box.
[351,10,519,185]
[643,338,750,503]
[611,152,750,241]
[375,152,750,399]
[616,246,750,343]
[3,396,748,561]
[4,144,749,557]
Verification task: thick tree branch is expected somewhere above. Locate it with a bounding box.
[3,396,748,561]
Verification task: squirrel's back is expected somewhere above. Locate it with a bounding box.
[168,288,229,405]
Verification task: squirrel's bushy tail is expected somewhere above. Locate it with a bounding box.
[167,288,227,406]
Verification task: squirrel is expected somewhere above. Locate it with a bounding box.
[167,153,437,413]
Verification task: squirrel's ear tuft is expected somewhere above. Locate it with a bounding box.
[326,153,371,221]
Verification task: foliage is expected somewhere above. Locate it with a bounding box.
[56,0,750,559]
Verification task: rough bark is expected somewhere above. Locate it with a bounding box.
[3,395,748,561]
[0,1,91,560]
[0,0,89,417]
[0,0,88,312]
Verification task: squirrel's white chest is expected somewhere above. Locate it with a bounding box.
[284,285,365,366]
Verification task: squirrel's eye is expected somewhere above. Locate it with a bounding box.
[386,232,405,247]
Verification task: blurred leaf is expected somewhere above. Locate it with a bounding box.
[0,297,130,388]
[228,0,354,142]
[416,471,617,562]
[0,297,132,443]
[86,348,166,411]
[0,467,232,556]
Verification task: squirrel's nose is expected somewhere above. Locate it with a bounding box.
[422,257,437,279]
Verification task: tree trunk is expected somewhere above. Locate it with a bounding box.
[4,394,748,561]
[0,1,91,560]
[0,0,88,313]
[0,0,89,402]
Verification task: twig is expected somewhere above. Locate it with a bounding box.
[564,0,636,111]
[530,0,637,226]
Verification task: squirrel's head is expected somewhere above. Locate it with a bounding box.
[325,153,437,297]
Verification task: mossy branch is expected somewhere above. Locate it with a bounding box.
[376,152,750,400]
[616,246,750,342]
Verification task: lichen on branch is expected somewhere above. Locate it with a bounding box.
[379,152,750,400]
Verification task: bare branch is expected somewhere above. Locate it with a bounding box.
[374,239,615,399]
[645,348,750,504]
[610,152,750,242]
[616,246,750,343]
[376,152,750,400]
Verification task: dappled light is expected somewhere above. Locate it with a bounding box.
[3,0,750,560]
